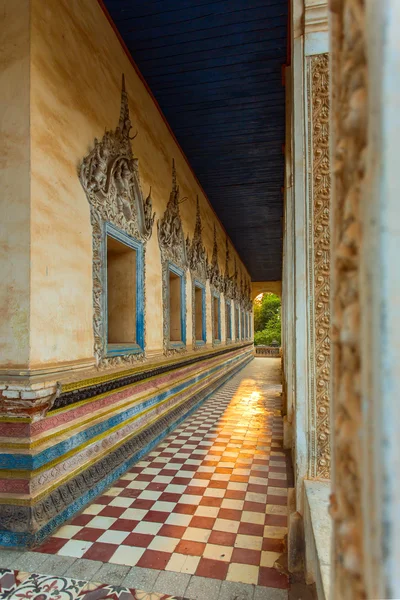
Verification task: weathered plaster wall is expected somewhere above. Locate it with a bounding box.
[0,0,31,369]
[28,0,249,369]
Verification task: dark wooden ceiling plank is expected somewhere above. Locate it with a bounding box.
[104,0,287,280]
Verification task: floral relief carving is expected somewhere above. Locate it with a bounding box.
[329,0,367,597]
[79,75,155,368]
[308,53,331,479]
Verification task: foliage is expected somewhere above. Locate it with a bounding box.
[253,293,281,346]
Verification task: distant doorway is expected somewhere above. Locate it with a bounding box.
[253,293,281,346]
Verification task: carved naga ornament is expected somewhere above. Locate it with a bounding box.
[187,197,208,282]
[158,160,188,270]
[79,75,155,242]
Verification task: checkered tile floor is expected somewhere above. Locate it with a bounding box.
[35,358,290,590]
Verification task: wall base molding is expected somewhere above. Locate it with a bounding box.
[0,350,253,549]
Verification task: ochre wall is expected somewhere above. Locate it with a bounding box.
[252,281,282,300]
[28,0,250,370]
[0,0,31,369]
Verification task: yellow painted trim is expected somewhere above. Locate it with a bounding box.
[61,349,212,393]
[60,342,245,393]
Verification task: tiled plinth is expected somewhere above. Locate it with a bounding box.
[31,358,290,594]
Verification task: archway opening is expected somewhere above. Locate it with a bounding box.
[253,292,281,346]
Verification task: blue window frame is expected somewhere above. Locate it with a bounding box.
[104,222,144,357]
[212,292,221,343]
[167,262,186,349]
[226,300,232,341]
[193,280,206,346]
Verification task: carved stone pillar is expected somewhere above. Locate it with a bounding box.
[306,53,331,479]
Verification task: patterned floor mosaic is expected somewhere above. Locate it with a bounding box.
[0,569,188,600]
[34,358,290,592]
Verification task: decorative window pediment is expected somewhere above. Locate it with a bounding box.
[208,224,223,292]
[187,197,208,282]
[158,161,188,355]
[158,160,188,271]
[79,75,155,242]
[79,75,153,367]
[223,237,236,300]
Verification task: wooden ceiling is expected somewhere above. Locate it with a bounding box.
[103,0,288,281]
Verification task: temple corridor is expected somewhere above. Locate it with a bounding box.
[0,358,293,600]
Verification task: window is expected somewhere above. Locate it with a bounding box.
[226,301,232,341]
[194,282,206,344]
[168,264,186,346]
[213,294,221,342]
[241,310,244,340]
[235,306,240,340]
[106,224,144,355]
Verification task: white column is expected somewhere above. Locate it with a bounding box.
[367,4,400,592]
[283,65,295,441]
[291,0,309,512]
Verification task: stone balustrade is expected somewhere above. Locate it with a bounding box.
[254,345,281,357]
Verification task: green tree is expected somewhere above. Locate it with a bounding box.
[253,293,281,345]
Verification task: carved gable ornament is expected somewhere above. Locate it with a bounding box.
[187,197,208,282]
[158,160,188,270]
[79,75,155,242]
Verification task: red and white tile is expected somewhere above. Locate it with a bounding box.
[34,360,290,591]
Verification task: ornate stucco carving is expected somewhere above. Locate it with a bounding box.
[208,226,224,346]
[80,75,155,241]
[223,238,240,304]
[208,224,223,292]
[79,75,155,367]
[187,197,208,282]
[187,198,208,349]
[329,1,367,597]
[223,238,231,292]
[158,160,187,270]
[158,161,188,355]
[307,53,331,479]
